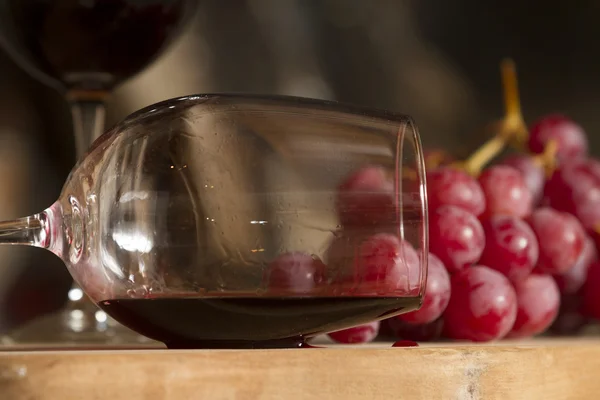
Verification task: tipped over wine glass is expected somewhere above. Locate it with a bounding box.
[0,0,197,345]
[0,94,428,349]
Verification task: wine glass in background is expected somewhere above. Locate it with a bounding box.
[0,0,197,345]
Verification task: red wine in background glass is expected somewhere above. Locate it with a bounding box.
[0,0,196,92]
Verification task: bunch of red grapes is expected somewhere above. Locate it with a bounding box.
[327,113,600,344]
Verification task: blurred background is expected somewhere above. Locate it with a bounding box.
[0,0,599,333]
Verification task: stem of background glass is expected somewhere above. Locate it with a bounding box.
[70,99,106,159]
[68,97,106,293]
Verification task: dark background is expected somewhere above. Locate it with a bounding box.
[0,0,599,332]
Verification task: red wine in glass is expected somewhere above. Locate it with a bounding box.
[0,0,197,346]
[99,296,419,349]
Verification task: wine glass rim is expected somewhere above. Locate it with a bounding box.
[123,93,415,126]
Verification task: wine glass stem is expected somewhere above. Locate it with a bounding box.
[70,100,106,158]
[0,210,55,250]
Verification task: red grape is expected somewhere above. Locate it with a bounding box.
[544,158,600,232]
[429,205,485,274]
[553,235,597,295]
[478,165,533,218]
[336,166,395,228]
[528,208,585,275]
[582,261,600,320]
[443,266,517,342]
[528,114,588,163]
[549,295,588,335]
[426,166,485,216]
[326,232,420,295]
[507,273,560,338]
[478,215,539,282]
[385,317,443,342]
[592,230,600,251]
[266,252,326,294]
[328,321,380,344]
[397,254,450,324]
[500,155,545,205]
[353,233,420,295]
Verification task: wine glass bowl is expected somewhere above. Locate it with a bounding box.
[19,94,428,348]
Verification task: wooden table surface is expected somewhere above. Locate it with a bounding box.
[1,338,599,400]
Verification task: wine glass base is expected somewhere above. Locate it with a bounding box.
[1,302,159,348]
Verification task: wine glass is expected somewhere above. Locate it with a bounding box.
[0,0,197,345]
[0,94,428,349]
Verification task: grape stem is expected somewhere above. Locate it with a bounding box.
[461,133,506,176]
[532,139,558,177]
[461,58,527,176]
[500,59,528,150]
[425,151,447,170]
